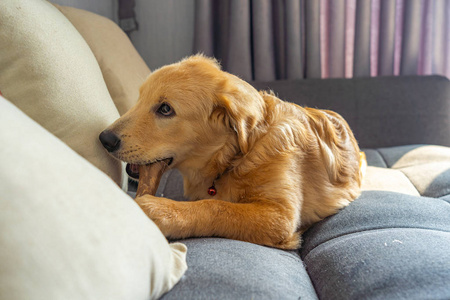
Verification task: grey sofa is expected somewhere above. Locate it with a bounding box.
[155,75,450,299]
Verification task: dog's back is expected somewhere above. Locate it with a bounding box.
[258,91,363,231]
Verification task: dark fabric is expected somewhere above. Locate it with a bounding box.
[304,229,450,300]
[301,191,450,256]
[377,0,396,76]
[118,0,138,34]
[251,75,450,148]
[304,0,321,78]
[155,148,450,299]
[361,149,387,168]
[326,0,346,78]
[375,145,427,167]
[301,191,450,300]
[118,0,136,19]
[353,0,371,77]
[194,0,309,80]
[401,0,422,75]
[162,238,318,300]
[192,0,450,80]
[156,169,187,201]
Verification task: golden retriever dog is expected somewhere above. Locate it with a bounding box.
[100,55,365,250]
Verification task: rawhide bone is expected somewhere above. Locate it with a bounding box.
[135,159,171,198]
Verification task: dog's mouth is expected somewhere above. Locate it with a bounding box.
[126,158,173,179]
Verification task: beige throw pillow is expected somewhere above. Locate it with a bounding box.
[0,96,187,300]
[0,0,124,187]
[53,3,151,115]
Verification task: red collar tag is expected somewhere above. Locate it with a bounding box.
[207,185,217,196]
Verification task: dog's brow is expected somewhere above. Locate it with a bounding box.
[158,96,167,103]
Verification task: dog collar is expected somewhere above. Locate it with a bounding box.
[207,184,217,196]
[207,166,233,196]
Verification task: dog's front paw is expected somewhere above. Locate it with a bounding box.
[134,195,178,238]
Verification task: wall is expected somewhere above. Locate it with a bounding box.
[51,0,115,20]
[52,0,195,71]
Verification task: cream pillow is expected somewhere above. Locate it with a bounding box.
[53,3,151,115]
[0,0,124,186]
[0,96,187,300]
[362,166,420,196]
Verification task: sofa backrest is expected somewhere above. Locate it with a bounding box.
[252,75,450,148]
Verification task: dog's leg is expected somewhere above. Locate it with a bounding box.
[135,195,301,249]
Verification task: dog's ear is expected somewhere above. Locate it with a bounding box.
[215,79,265,154]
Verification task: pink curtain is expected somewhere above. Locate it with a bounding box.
[194,0,450,80]
[321,0,450,79]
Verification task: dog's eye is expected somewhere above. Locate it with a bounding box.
[157,103,175,117]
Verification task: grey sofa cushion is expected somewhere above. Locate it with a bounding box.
[159,144,450,299]
[301,191,450,300]
[161,238,317,300]
[251,75,450,148]
[362,145,450,198]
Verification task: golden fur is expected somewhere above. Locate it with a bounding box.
[103,55,365,249]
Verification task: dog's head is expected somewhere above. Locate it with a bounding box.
[99,55,265,178]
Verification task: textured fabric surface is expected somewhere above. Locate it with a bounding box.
[304,229,450,300]
[400,163,450,198]
[156,169,188,201]
[193,1,450,80]
[162,238,317,300]
[251,76,450,148]
[301,191,450,256]
[362,145,450,199]
[0,0,125,187]
[376,144,450,168]
[54,4,151,115]
[301,191,450,300]
[361,166,419,196]
[0,97,187,300]
[157,144,450,299]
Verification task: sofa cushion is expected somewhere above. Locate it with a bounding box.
[375,145,450,168]
[157,145,450,299]
[361,166,420,196]
[0,96,187,300]
[162,238,318,300]
[0,0,124,187]
[362,145,450,198]
[53,4,151,115]
[301,191,450,299]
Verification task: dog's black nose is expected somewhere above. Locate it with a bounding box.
[99,130,121,152]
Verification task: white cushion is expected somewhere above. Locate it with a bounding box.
[362,166,420,196]
[0,96,187,300]
[0,0,124,187]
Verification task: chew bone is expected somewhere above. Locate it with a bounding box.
[135,159,170,198]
